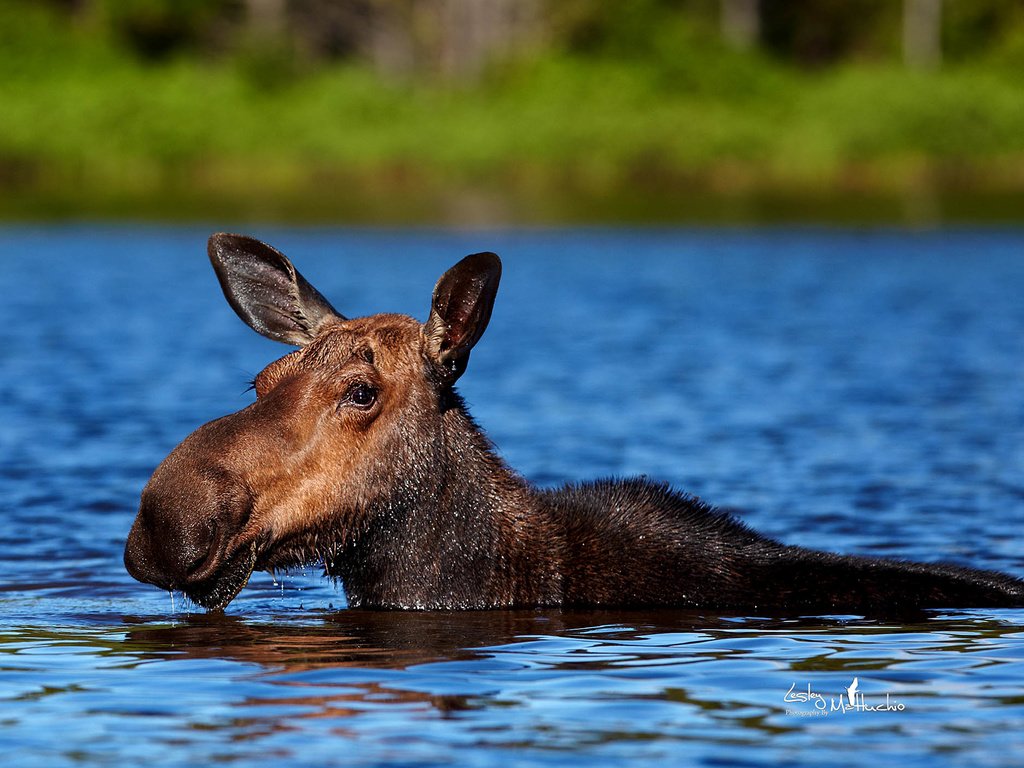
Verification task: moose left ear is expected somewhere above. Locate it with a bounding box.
[208,233,344,347]
[424,252,501,382]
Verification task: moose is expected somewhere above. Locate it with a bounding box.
[125,234,1024,613]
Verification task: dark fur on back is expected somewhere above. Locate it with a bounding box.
[540,479,1024,613]
[542,479,764,607]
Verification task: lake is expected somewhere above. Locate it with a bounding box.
[1,226,1023,766]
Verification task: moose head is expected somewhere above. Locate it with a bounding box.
[124,234,502,609]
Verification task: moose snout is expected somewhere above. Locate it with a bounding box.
[124,466,252,592]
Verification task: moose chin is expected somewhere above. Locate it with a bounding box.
[124,234,1024,613]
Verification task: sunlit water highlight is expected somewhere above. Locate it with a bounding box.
[1,226,1023,766]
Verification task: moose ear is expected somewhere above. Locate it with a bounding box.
[207,233,344,346]
[424,252,501,382]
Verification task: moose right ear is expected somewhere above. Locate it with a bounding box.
[424,252,501,383]
[208,233,344,346]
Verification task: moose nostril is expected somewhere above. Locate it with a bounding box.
[184,544,213,576]
[181,519,229,585]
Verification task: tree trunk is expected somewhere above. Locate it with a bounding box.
[903,0,942,70]
[438,0,539,81]
[721,0,759,50]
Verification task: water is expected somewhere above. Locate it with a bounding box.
[2,226,1023,766]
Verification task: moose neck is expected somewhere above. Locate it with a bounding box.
[331,393,561,609]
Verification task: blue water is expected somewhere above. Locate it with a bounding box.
[2,226,1023,766]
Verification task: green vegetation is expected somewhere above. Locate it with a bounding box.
[3,1,1024,223]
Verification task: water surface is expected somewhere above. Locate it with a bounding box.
[1,227,1023,766]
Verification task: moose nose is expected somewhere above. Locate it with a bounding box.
[124,469,249,591]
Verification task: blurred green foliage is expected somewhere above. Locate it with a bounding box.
[1,0,1023,222]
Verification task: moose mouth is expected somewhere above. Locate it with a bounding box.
[184,541,259,610]
[182,531,338,610]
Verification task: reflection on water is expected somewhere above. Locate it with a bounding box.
[5,610,1024,766]
[2,226,1024,766]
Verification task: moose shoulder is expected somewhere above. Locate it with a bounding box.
[124,234,1024,613]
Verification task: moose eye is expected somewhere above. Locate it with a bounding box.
[344,382,378,409]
